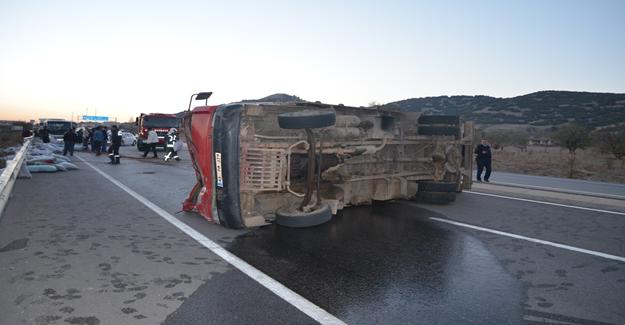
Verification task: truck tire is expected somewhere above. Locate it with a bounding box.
[418,115,460,125]
[416,191,456,204]
[276,204,332,228]
[417,126,460,137]
[417,181,457,192]
[278,111,336,129]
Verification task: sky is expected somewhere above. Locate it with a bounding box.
[1,0,624,122]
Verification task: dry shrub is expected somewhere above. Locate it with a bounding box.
[492,145,625,184]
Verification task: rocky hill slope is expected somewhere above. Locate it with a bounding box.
[225,91,625,129]
[386,91,625,128]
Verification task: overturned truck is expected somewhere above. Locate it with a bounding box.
[183,98,473,228]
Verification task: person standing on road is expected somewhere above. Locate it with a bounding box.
[76,128,84,149]
[39,126,50,143]
[474,139,492,182]
[83,128,90,150]
[93,126,104,156]
[22,128,32,138]
[100,126,108,154]
[89,127,95,152]
[143,128,158,158]
[62,127,76,156]
[164,128,181,162]
[108,125,122,164]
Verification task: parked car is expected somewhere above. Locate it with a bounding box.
[121,132,137,146]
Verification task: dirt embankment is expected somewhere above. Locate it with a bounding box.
[491,146,625,184]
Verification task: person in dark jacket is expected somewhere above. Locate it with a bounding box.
[90,127,97,152]
[93,126,104,155]
[76,129,83,149]
[83,128,90,150]
[22,128,32,138]
[39,126,50,143]
[62,127,76,156]
[100,126,108,154]
[107,125,122,164]
[474,139,492,182]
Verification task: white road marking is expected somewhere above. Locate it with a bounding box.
[465,190,625,216]
[488,181,625,200]
[430,217,625,263]
[76,155,346,325]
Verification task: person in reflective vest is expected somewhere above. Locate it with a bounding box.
[164,128,180,162]
[108,125,123,165]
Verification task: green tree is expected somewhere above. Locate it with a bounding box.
[487,130,528,151]
[554,124,591,178]
[486,130,510,150]
[595,130,625,163]
[509,130,529,151]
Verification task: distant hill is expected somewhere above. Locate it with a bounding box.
[386,91,625,129]
[241,93,304,103]
[182,91,625,129]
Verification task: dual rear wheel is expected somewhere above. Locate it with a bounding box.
[415,181,458,204]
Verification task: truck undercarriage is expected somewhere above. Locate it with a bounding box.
[183,101,473,228]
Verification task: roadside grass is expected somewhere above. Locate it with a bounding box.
[492,145,625,184]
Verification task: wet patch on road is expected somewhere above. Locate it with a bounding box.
[63,316,100,325]
[0,238,29,252]
[226,202,524,324]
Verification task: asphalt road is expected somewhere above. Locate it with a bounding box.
[477,170,625,199]
[0,144,624,324]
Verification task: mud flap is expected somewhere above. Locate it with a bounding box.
[213,105,245,228]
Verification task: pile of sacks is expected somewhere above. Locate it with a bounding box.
[24,142,79,175]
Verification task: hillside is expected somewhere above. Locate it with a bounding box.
[241,93,304,103]
[386,91,625,128]
[197,91,625,129]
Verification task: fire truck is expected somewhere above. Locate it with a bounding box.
[135,113,180,151]
[182,92,473,229]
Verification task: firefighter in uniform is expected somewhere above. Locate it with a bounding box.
[108,125,123,165]
[164,128,180,162]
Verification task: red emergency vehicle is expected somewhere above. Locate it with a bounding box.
[135,113,180,151]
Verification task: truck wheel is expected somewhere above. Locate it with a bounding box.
[417,181,457,192]
[278,111,336,129]
[416,191,456,204]
[276,204,332,228]
[418,115,460,125]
